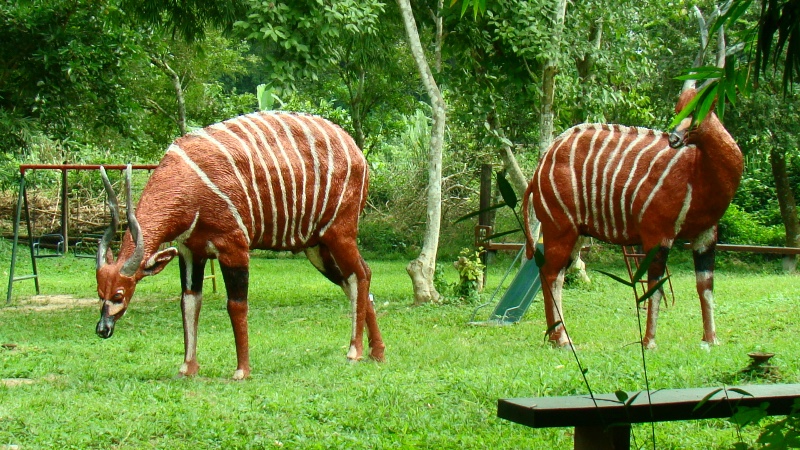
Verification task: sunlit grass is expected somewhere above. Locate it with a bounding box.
[1,243,798,448]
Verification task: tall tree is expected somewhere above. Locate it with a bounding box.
[397,0,447,304]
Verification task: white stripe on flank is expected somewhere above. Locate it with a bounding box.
[600,127,629,238]
[319,124,356,237]
[580,124,603,225]
[539,133,572,227]
[240,114,280,247]
[628,145,674,227]
[552,127,589,229]
[269,113,307,247]
[283,114,321,243]
[167,144,251,245]
[590,126,616,232]
[214,120,266,243]
[673,184,693,236]
[250,114,297,247]
[195,128,255,240]
[618,132,663,239]
[569,124,595,225]
[606,128,647,238]
[637,149,688,224]
[306,117,337,234]
[247,113,293,247]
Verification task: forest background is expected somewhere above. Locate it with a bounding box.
[1,0,798,278]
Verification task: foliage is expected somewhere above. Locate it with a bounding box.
[451,247,486,303]
[719,204,785,246]
[729,399,800,449]
[235,0,387,86]
[119,0,247,42]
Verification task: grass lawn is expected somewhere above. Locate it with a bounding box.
[1,244,798,449]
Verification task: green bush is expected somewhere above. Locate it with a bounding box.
[718,203,784,246]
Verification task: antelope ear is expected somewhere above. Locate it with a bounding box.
[143,247,178,276]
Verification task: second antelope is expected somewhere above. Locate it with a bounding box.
[523,86,742,350]
[95,112,384,380]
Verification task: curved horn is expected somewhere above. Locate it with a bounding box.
[97,166,120,270]
[120,164,145,277]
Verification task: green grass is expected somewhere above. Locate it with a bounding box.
[0,244,798,449]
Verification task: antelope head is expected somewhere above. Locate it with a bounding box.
[668,87,702,149]
[669,3,728,149]
[95,165,177,339]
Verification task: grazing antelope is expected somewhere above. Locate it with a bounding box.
[95,112,385,380]
[522,33,743,348]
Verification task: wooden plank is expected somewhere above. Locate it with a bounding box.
[498,384,800,429]
[681,243,800,255]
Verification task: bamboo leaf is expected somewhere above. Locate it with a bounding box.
[454,203,508,224]
[668,89,703,128]
[625,391,643,408]
[694,84,719,125]
[543,321,562,342]
[636,277,671,305]
[533,246,545,268]
[485,228,522,240]
[594,269,634,287]
[693,388,724,412]
[497,172,518,209]
[632,247,660,284]
[728,388,754,397]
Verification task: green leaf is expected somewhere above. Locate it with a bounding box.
[594,269,634,287]
[637,277,671,305]
[533,246,546,268]
[614,390,629,403]
[693,388,724,412]
[668,88,704,128]
[728,388,754,397]
[497,172,518,210]
[694,84,719,125]
[710,0,753,35]
[453,202,509,224]
[632,247,660,285]
[485,228,522,240]
[543,321,562,342]
[625,391,643,408]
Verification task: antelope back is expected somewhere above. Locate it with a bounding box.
[532,124,695,243]
[163,112,368,251]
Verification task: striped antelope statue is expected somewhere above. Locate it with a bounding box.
[95,112,384,380]
[522,18,742,349]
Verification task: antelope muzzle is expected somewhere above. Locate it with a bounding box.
[96,303,118,339]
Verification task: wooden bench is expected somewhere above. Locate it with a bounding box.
[498,384,800,449]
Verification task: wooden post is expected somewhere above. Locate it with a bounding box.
[60,166,68,254]
[479,164,494,268]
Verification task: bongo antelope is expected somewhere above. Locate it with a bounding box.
[522,18,742,349]
[95,112,384,379]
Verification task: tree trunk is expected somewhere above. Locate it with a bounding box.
[770,146,799,272]
[149,55,187,136]
[537,0,568,155]
[397,0,446,304]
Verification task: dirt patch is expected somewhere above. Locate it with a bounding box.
[9,294,98,311]
[1,378,35,387]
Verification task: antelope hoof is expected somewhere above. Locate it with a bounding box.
[642,339,657,350]
[232,368,250,380]
[369,344,386,362]
[178,361,199,378]
[346,344,363,362]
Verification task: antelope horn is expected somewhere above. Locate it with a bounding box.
[120,164,145,277]
[97,166,120,270]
